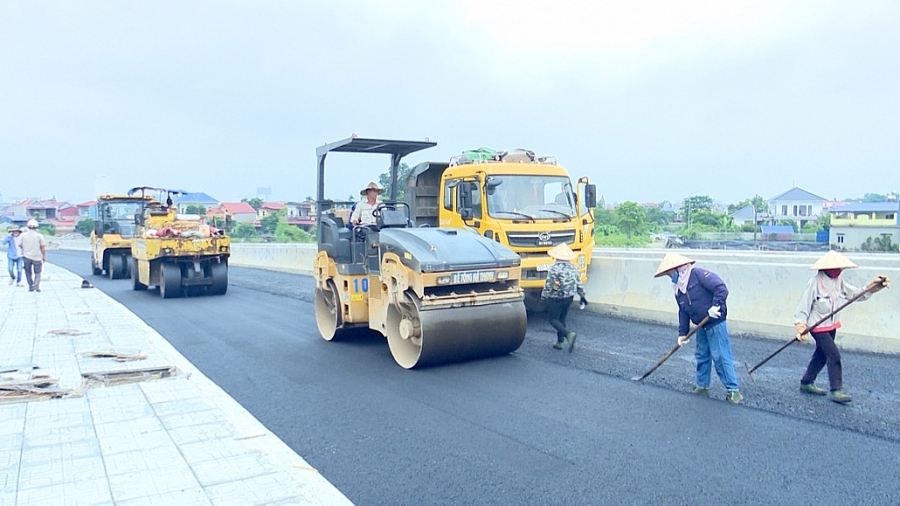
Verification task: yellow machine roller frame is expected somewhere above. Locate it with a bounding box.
[313,137,527,369]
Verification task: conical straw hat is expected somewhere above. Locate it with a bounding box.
[547,243,577,261]
[810,250,857,271]
[654,253,696,277]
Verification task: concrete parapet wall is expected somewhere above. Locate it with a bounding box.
[585,249,900,354]
[230,243,317,274]
[58,240,899,353]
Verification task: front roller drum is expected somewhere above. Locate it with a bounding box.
[386,299,527,369]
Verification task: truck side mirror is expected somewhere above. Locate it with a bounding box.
[485,176,502,196]
[460,208,473,221]
[94,221,103,237]
[584,184,597,209]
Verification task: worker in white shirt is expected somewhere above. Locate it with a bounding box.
[350,182,384,226]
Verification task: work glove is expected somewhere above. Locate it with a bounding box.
[795,322,808,342]
[707,305,721,319]
[579,295,588,310]
[677,335,689,346]
[866,275,891,293]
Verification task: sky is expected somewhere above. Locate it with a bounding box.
[1,1,898,207]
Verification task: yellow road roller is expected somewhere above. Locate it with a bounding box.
[129,187,230,298]
[314,137,527,368]
[91,193,156,279]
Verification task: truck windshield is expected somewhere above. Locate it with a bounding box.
[486,175,576,219]
[103,201,144,239]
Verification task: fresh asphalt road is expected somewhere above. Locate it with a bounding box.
[51,251,900,505]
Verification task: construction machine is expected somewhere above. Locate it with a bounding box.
[405,148,597,311]
[91,193,156,279]
[128,187,230,298]
[314,137,527,369]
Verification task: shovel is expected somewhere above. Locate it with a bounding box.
[744,279,887,380]
[632,315,711,382]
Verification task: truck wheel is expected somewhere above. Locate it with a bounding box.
[207,261,228,296]
[159,262,182,299]
[131,258,147,291]
[108,254,125,280]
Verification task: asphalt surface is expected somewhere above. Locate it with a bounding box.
[51,250,900,505]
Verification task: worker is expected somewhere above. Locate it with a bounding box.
[654,253,742,404]
[794,251,888,403]
[350,182,384,227]
[541,243,586,352]
[17,219,47,292]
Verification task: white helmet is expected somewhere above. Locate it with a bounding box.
[27,219,39,229]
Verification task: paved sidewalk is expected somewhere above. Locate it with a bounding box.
[0,263,353,506]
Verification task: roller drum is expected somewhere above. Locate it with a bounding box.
[386,298,526,369]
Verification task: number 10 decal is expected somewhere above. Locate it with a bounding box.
[353,278,369,293]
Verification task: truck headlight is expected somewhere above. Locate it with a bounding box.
[497,271,509,280]
[437,276,451,285]
[577,255,586,269]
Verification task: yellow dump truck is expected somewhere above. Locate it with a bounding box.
[405,148,597,311]
[314,137,527,369]
[91,194,156,279]
[128,187,230,298]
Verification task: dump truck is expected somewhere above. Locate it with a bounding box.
[91,193,156,279]
[404,148,597,311]
[314,137,527,369]
[129,187,230,298]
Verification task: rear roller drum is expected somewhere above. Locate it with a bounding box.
[315,280,345,341]
[208,261,228,295]
[159,262,182,299]
[108,254,125,280]
[385,292,527,369]
[131,258,147,291]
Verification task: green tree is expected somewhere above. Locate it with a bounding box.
[275,218,314,243]
[645,203,673,228]
[231,222,258,240]
[38,223,55,236]
[728,195,768,217]
[378,162,412,201]
[75,219,94,236]
[242,197,264,210]
[614,201,647,238]
[816,213,831,231]
[260,211,283,234]
[185,204,207,215]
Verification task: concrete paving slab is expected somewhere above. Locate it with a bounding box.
[0,263,353,505]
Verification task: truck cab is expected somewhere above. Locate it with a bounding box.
[405,149,596,311]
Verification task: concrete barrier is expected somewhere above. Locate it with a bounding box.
[229,243,317,275]
[57,239,899,353]
[586,249,900,354]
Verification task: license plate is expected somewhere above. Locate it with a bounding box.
[536,263,552,272]
[450,270,496,284]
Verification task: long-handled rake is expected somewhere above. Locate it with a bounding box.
[744,278,887,380]
[632,315,711,382]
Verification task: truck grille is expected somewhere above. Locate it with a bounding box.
[506,231,575,248]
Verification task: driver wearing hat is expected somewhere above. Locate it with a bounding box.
[350,182,384,227]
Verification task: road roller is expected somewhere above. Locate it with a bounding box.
[314,137,527,368]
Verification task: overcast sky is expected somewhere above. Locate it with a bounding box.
[2,1,898,206]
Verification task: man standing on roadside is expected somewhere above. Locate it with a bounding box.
[2,226,24,286]
[18,220,47,292]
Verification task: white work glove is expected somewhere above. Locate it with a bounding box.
[677,335,689,346]
[707,305,721,319]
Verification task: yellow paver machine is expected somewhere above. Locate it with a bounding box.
[128,187,230,298]
[313,137,527,368]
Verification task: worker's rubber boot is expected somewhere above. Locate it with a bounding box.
[800,382,827,395]
[566,332,577,353]
[829,389,852,403]
[552,340,564,350]
[726,390,744,404]
[691,386,710,397]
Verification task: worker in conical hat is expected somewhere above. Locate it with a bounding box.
[541,243,585,352]
[350,182,385,227]
[794,250,889,403]
[655,253,743,404]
